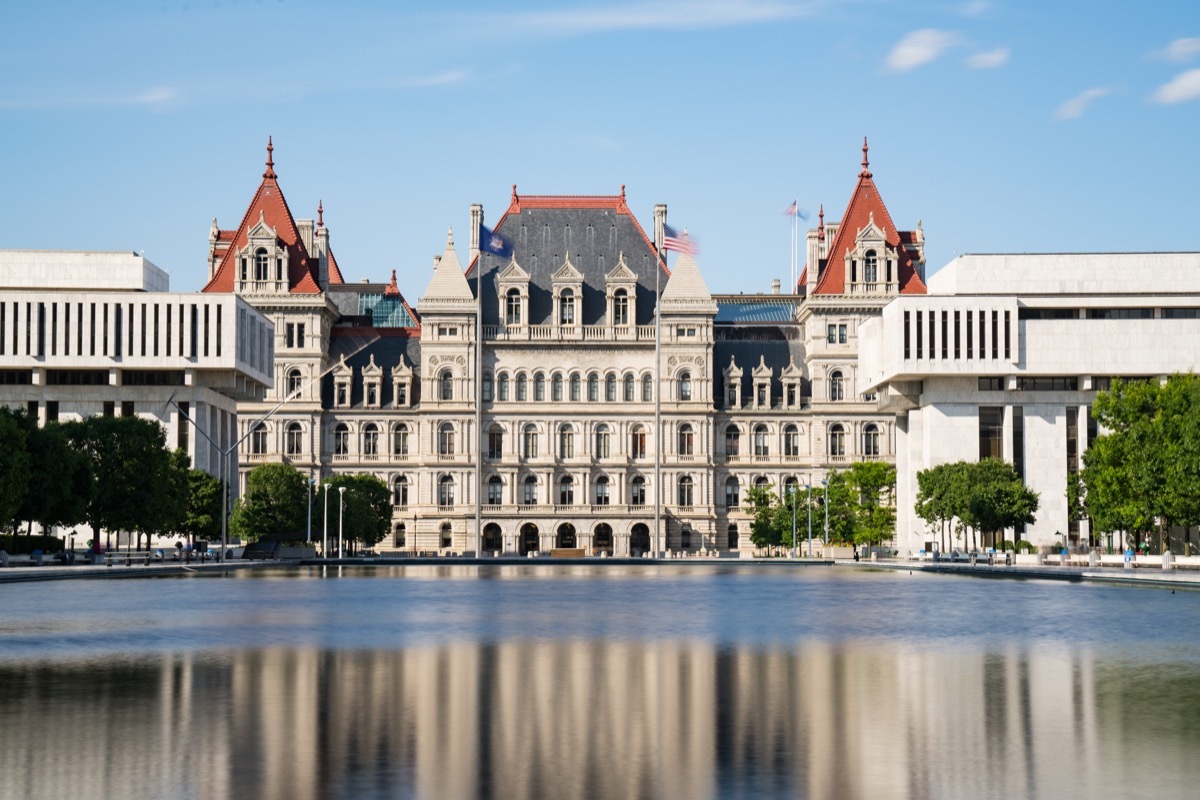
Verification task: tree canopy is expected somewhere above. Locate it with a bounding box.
[320,473,392,553]
[914,459,1038,551]
[230,462,309,543]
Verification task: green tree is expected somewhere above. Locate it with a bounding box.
[0,408,31,532]
[822,471,857,544]
[966,459,1039,548]
[915,462,958,552]
[320,473,390,554]
[845,461,897,548]
[230,462,308,543]
[64,415,178,552]
[746,484,783,552]
[16,419,93,541]
[181,461,224,544]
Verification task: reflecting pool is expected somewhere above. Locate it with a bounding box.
[2,565,1199,800]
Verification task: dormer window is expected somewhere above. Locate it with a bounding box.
[254,248,270,281]
[560,289,575,325]
[506,289,522,325]
[864,250,878,284]
[613,290,629,326]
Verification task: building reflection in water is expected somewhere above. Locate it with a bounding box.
[2,640,1198,800]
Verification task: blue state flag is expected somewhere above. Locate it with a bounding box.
[479,223,513,258]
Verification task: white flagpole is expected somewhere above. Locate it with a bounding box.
[475,226,484,558]
[654,246,662,559]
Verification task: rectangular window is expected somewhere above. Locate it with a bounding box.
[929,313,936,361]
[1085,308,1153,320]
[941,311,948,359]
[140,304,147,357]
[953,310,961,359]
[1018,307,1078,320]
[1004,310,1011,360]
[827,324,836,344]
[978,377,1004,391]
[915,310,923,358]
[1163,308,1200,319]
[991,310,999,359]
[203,306,210,357]
[152,305,159,357]
[103,401,115,418]
[903,311,910,359]
[979,406,1004,461]
[46,401,58,422]
[215,306,222,358]
[121,401,135,417]
[838,324,847,344]
[1012,405,1025,481]
[1017,377,1079,391]
[112,303,121,357]
[966,310,974,358]
[1067,406,1080,536]
[177,401,189,451]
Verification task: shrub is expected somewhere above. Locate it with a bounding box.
[1015,539,1036,553]
[1000,540,1016,552]
[0,534,64,555]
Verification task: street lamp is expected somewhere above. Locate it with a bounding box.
[307,476,316,545]
[806,479,813,558]
[823,478,829,546]
[322,482,330,558]
[338,486,347,559]
[788,482,797,560]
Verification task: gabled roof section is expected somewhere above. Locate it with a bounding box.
[812,139,927,296]
[203,138,322,294]
[660,252,718,315]
[418,229,475,311]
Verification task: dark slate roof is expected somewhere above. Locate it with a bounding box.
[328,284,419,329]
[713,325,807,410]
[322,330,422,409]
[468,193,669,327]
[714,297,798,324]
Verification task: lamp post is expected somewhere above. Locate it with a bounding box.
[806,479,813,558]
[338,486,347,559]
[823,478,829,545]
[322,482,330,558]
[306,476,316,545]
[789,483,797,560]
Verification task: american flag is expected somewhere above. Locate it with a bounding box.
[782,199,808,220]
[663,223,697,255]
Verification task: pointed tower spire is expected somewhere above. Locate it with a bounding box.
[317,199,324,228]
[859,136,871,178]
[385,269,400,296]
[264,136,276,179]
[817,204,825,241]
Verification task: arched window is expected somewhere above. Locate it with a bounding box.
[392,476,409,507]
[394,522,406,548]
[755,475,770,490]
[392,423,409,456]
[678,371,692,401]
[784,424,800,457]
[829,424,846,457]
[440,370,453,401]
[440,522,453,548]
[727,524,739,549]
[552,373,563,402]
[606,374,617,402]
[784,476,799,499]
[630,476,646,506]
[487,424,504,459]
[334,423,349,456]
[829,371,844,401]
[438,422,455,456]
[254,248,270,281]
[677,475,694,507]
[613,289,629,325]
[522,474,538,504]
[362,423,379,456]
[754,424,770,457]
[864,249,878,284]
[534,372,546,402]
[558,425,575,459]
[595,475,610,505]
[438,475,455,507]
[725,424,741,457]
[285,422,303,456]
[642,374,653,402]
[678,423,694,456]
[624,374,635,402]
[559,475,574,505]
[516,373,528,401]
[862,423,880,456]
[630,425,647,459]
[497,373,509,401]
[523,424,539,459]
[249,422,267,455]
[725,476,740,509]
[506,288,522,325]
[482,373,493,402]
[487,475,503,506]
[286,368,302,398]
[588,374,599,402]
[570,373,582,402]
[594,424,610,459]
[560,289,575,325]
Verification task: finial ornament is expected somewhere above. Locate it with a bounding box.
[317,200,324,227]
[446,227,454,247]
[511,184,518,202]
[264,136,276,179]
[860,136,871,178]
[818,204,825,240]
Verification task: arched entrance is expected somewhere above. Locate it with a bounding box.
[630,523,651,556]
[593,523,613,556]
[483,523,502,554]
[727,524,739,550]
[520,523,540,555]
[556,523,577,549]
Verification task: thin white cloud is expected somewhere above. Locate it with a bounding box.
[886,29,959,72]
[1054,87,1110,120]
[1151,37,1200,63]
[0,85,180,111]
[965,47,1009,69]
[396,70,470,88]
[1151,68,1200,104]
[960,1,989,16]
[472,0,820,38]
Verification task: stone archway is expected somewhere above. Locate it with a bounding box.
[593,523,613,556]
[556,523,577,549]
[630,523,651,556]
[483,523,502,554]
[520,523,540,555]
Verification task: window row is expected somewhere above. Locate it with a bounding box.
[483,371,655,403]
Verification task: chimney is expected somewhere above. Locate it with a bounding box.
[653,204,667,260]
[469,204,483,265]
[771,278,781,295]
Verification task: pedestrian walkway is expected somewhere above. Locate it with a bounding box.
[844,559,1200,589]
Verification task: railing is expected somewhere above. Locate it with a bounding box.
[554,504,572,514]
[333,453,350,462]
[518,504,538,514]
[438,505,455,514]
[361,453,380,462]
[484,324,657,343]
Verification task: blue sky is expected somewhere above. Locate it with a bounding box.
[1,1,1197,296]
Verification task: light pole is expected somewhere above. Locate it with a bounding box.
[338,486,347,559]
[322,482,330,558]
[806,479,813,558]
[823,478,829,546]
[789,482,797,560]
[307,476,316,545]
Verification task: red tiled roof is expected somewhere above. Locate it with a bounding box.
[203,139,322,294]
[327,246,345,285]
[467,185,669,279]
[811,143,927,296]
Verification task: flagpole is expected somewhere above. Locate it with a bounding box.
[475,228,484,559]
[654,246,662,559]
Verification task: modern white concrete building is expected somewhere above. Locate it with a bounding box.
[858,252,1200,554]
[0,249,275,486]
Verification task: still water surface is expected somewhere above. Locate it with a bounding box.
[1,565,1199,800]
